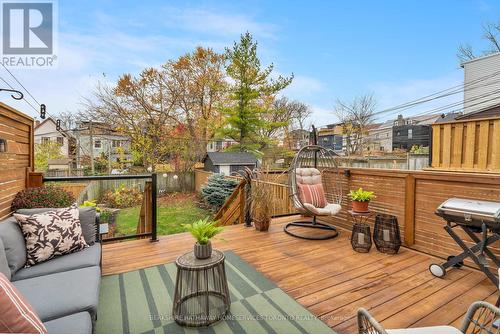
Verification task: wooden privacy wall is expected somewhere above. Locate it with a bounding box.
[0,103,34,219]
[431,117,500,172]
[198,168,500,266]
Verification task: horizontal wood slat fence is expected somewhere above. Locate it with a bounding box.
[195,168,500,266]
[0,103,34,219]
[431,117,500,172]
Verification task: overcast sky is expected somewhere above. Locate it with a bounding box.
[2,0,499,127]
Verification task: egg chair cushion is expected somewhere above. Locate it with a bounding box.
[303,203,342,216]
[297,183,327,208]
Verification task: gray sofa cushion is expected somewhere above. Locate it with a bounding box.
[0,238,11,280]
[43,312,92,334]
[17,207,97,245]
[0,216,26,274]
[12,243,101,281]
[13,266,101,322]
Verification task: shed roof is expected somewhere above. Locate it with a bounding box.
[204,152,257,165]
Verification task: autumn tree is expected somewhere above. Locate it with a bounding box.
[85,68,176,171]
[163,47,227,160]
[458,21,500,62]
[334,94,376,155]
[221,32,293,154]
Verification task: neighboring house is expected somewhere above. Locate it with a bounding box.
[366,120,393,152]
[392,114,441,151]
[461,52,500,115]
[203,152,258,175]
[284,129,311,150]
[317,124,343,152]
[206,139,237,152]
[47,158,72,171]
[74,121,132,167]
[34,118,71,158]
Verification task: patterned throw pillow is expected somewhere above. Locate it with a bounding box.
[0,272,47,333]
[297,183,327,208]
[14,205,88,267]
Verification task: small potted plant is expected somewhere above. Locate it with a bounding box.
[349,188,376,213]
[184,218,223,259]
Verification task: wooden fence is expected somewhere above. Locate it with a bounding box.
[0,103,34,219]
[195,168,500,264]
[431,117,500,172]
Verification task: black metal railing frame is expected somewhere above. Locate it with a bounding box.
[42,174,158,242]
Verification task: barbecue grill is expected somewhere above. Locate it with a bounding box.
[429,198,500,287]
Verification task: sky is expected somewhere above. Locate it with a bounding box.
[2,0,500,127]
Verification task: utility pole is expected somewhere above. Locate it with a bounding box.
[89,121,95,175]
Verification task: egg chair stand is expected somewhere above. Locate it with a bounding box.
[284,141,343,240]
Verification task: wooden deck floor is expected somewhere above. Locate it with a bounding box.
[102,216,498,334]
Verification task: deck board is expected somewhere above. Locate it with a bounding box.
[102,215,498,334]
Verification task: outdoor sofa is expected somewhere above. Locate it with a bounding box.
[0,207,101,334]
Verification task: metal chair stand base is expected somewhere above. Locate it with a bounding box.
[284,217,339,240]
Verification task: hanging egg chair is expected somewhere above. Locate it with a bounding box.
[284,144,343,240]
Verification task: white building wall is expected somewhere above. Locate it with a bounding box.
[34,120,69,157]
[463,53,500,114]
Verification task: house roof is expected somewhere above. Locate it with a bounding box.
[35,117,70,137]
[460,51,500,67]
[204,152,257,165]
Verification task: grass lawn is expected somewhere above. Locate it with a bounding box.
[114,193,212,236]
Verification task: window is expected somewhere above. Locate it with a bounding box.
[42,137,50,144]
[112,140,122,148]
[380,146,384,151]
[56,137,64,146]
[408,129,413,139]
[94,140,102,148]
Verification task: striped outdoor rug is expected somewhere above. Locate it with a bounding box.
[96,251,335,334]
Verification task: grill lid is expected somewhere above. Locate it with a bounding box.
[438,198,500,218]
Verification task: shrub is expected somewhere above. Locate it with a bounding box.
[11,185,75,211]
[183,218,223,245]
[101,185,143,208]
[200,174,238,211]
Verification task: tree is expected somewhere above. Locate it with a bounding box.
[200,173,239,211]
[334,94,376,155]
[163,47,228,160]
[35,141,63,171]
[221,32,293,153]
[458,21,500,62]
[85,68,177,171]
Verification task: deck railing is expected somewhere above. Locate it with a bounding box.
[28,173,158,242]
[195,168,500,267]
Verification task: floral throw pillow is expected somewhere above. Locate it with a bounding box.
[14,205,88,267]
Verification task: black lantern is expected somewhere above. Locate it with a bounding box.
[373,214,401,254]
[351,223,372,253]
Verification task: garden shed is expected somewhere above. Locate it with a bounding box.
[202,152,258,175]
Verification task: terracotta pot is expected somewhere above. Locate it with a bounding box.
[254,218,270,231]
[194,241,212,259]
[352,201,370,213]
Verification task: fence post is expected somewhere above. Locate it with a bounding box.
[404,174,416,246]
[151,173,158,242]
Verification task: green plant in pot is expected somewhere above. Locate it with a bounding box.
[184,218,223,259]
[349,188,376,213]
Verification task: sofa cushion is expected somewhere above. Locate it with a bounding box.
[12,243,101,281]
[14,205,88,267]
[0,216,26,274]
[13,266,101,322]
[17,207,97,245]
[0,238,11,280]
[43,312,92,334]
[0,273,47,334]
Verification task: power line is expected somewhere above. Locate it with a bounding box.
[1,63,41,106]
[0,76,39,114]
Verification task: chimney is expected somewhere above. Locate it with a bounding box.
[35,120,41,127]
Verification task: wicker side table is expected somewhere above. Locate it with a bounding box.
[172,250,230,327]
[349,210,373,253]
